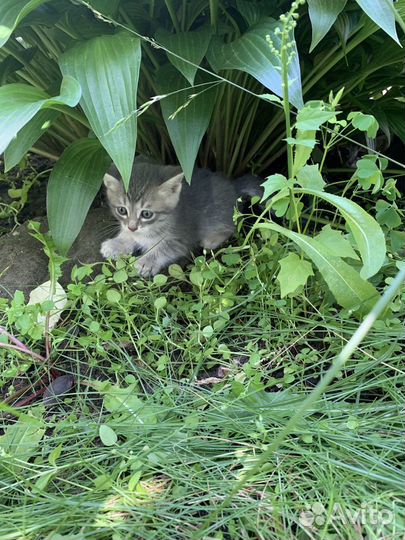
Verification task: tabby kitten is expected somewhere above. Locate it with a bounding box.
[101,160,262,276]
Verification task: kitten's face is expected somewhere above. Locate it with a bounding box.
[104,170,184,244]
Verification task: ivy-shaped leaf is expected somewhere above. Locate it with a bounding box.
[296,164,325,191]
[315,225,359,260]
[261,173,288,201]
[277,253,314,297]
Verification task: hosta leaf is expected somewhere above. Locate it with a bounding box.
[277,253,314,297]
[60,32,141,189]
[295,188,386,279]
[0,0,49,48]
[206,17,303,109]
[0,77,80,155]
[257,222,379,315]
[0,55,24,85]
[355,0,400,44]
[88,0,121,16]
[4,110,60,171]
[236,0,273,26]
[47,138,111,253]
[307,0,347,51]
[156,26,211,85]
[157,65,217,182]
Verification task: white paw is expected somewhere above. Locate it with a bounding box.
[136,259,158,278]
[100,239,124,259]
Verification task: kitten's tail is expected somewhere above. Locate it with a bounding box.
[234,174,263,200]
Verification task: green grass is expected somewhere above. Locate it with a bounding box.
[1,238,404,540]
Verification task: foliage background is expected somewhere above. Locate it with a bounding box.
[0,2,404,539]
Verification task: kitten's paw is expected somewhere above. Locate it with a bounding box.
[100,239,124,259]
[135,259,158,278]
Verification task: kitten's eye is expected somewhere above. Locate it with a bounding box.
[116,206,128,216]
[140,209,154,220]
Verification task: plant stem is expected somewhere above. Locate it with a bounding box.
[209,0,219,32]
[281,53,293,180]
[0,343,45,362]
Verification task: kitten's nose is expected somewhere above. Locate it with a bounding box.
[128,222,137,232]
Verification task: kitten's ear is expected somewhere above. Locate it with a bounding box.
[103,173,121,192]
[159,173,184,208]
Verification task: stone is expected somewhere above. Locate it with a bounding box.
[0,208,113,299]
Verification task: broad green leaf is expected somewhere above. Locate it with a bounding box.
[375,200,402,229]
[296,164,325,191]
[257,222,379,314]
[292,130,316,176]
[348,111,379,138]
[157,65,217,182]
[390,230,405,253]
[315,225,359,260]
[307,0,347,51]
[0,412,45,469]
[0,77,80,155]
[353,155,384,193]
[47,138,111,253]
[277,253,314,297]
[295,101,338,131]
[0,0,49,48]
[60,32,141,189]
[99,424,118,446]
[272,197,290,218]
[295,188,386,279]
[207,18,303,109]
[4,110,60,171]
[156,26,211,85]
[355,0,400,44]
[261,173,288,202]
[236,0,267,26]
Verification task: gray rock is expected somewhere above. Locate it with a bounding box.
[0,208,113,299]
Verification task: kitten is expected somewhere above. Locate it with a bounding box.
[101,159,262,277]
